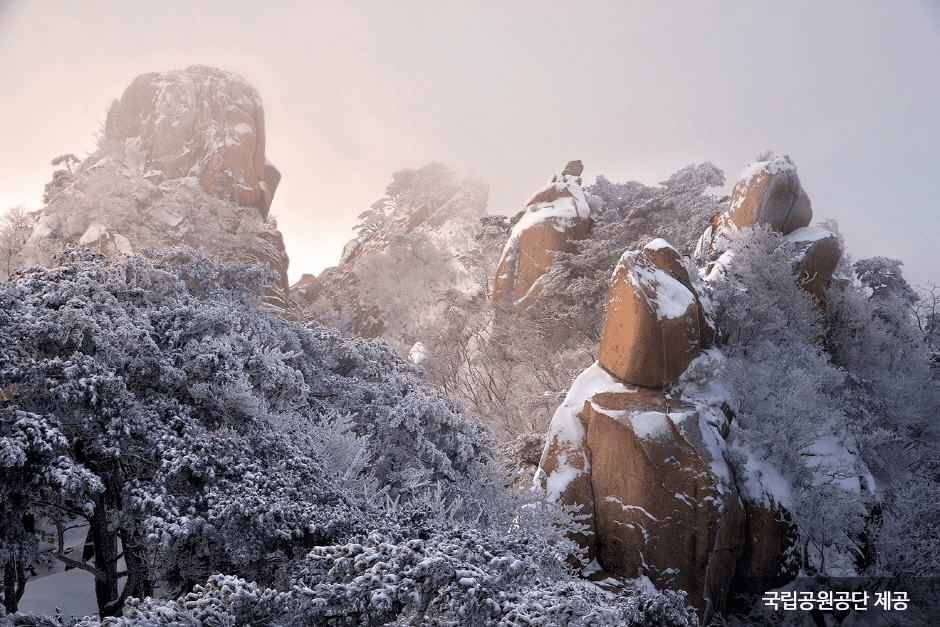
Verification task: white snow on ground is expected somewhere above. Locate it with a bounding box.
[18,568,99,620]
[16,518,100,619]
[701,250,735,282]
[803,433,875,494]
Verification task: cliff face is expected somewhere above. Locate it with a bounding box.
[19,66,293,315]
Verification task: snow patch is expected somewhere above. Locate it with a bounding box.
[628,411,672,440]
[78,223,109,244]
[613,251,695,320]
[644,238,673,251]
[409,342,428,365]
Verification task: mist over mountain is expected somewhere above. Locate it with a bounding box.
[2,67,939,626]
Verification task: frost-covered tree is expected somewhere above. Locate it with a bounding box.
[42,154,79,204]
[305,163,489,346]
[709,226,874,572]
[0,247,501,616]
[0,207,38,280]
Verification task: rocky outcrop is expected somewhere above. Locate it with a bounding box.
[105,65,277,217]
[697,155,841,307]
[537,360,744,619]
[726,155,812,235]
[539,231,734,618]
[598,240,712,388]
[20,66,294,316]
[785,227,842,306]
[492,161,600,306]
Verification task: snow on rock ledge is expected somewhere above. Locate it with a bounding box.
[492,161,599,307]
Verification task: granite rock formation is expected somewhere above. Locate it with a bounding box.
[537,359,744,620]
[697,155,841,307]
[105,65,278,217]
[598,240,711,388]
[19,66,294,315]
[492,161,600,306]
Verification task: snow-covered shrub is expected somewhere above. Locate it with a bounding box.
[70,530,699,627]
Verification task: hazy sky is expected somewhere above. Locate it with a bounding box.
[1,1,938,286]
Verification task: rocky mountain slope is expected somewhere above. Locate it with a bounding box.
[534,156,897,622]
[14,65,293,314]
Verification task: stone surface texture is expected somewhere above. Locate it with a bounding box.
[492,165,598,306]
[105,65,276,216]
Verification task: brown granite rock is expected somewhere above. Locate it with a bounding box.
[538,371,745,619]
[258,160,282,219]
[786,227,842,306]
[105,65,275,214]
[246,230,294,316]
[492,166,595,305]
[727,156,812,235]
[598,248,701,388]
[642,240,717,347]
[562,160,584,177]
[291,273,324,306]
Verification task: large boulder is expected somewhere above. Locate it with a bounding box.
[695,156,843,310]
[727,155,812,235]
[785,227,842,306]
[492,162,598,306]
[597,241,703,388]
[105,65,277,217]
[537,361,745,619]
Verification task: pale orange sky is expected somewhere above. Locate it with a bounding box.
[1,0,939,285]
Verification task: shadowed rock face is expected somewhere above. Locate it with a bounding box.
[105,65,280,218]
[786,227,842,306]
